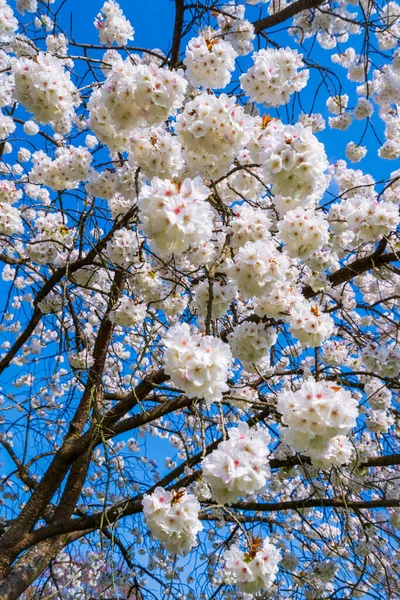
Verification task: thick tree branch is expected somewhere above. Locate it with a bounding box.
[303,251,399,299]
[253,0,326,33]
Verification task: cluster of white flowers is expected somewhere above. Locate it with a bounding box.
[175,92,250,178]
[94,0,134,46]
[105,228,139,267]
[109,296,146,327]
[192,280,236,320]
[216,3,255,55]
[346,141,367,163]
[184,33,237,89]
[277,207,329,259]
[277,378,359,466]
[163,323,232,404]
[0,180,22,205]
[129,127,184,180]
[142,487,203,554]
[69,349,94,370]
[288,302,335,347]
[0,112,15,141]
[376,1,400,50]
[259,121,329,212]
[201,422,271,503]
[89,58,186,142]
[228,204,272,249]
[228,240,292,299]
[86,169,117,200]
[229,322,277,371]
[361,343,400,378]
[17,0,38,16]
[0,202,24,236]
[138,177,214,256]
[30,146,93,191]
[330,194,400,243]
[254,280,302,319]
[216,150,265,204]
[224,537,281,593]
[12,53,79,131]
[0,0,18,43]
[26,212,74,264]
[240,47,308,107]
[366,409,395,433]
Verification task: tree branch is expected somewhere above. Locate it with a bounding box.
[253,0,326,33]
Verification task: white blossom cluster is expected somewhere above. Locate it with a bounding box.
[216,3,255,55]
[224,537,281,593]
[142,486,203,554]
[94,0,134,46]
[277,378,359,466]
[229,321,277,371]
[277,207,330,259]
[228,204,272,249]
[228,240,292,299]
[26,212,74,265]
[105,228,139,267]
[259,121,330,212]
[0,0,18,43]
[175,92,251,178]
[138,177,214,256]
[109,296,146,327]
[89,58,187,146]
[184,33,237,89]
[240,47,309,107]
[129,127,184,180]
[192,280,236,320]
[329,194,400,243]
[30,146,93,191]
[163,323,232,404]
[12,53,79,131]
[201,422,271,503]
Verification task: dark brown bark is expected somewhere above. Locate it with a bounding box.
[253,0,327,33]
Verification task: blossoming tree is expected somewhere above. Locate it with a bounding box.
[0,0,399,597]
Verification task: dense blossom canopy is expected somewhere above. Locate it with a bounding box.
[0,0,399,599]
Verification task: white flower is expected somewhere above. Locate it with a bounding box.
[240,47,308,107]
[109,297,146,327]
[105,228,139,267]
[216,4,255,55]
[184,33,237,89]
[94,0,134,46]
[202,421,271,503]
[129,127,184,180]
[192,280,236,320]
[89,59,187,144]
[277,207,329,259]
[228,240,292,299]
[224,537,281,593]
[288,301,335,348]
[0,202,24,236]
[0,0,18,42]
[175,92,251,178]
[346,142,367,163]
[30,146,93,192]
[163,323,232,404]
[277,378,358,465]
[229,322,277,371]
[260,121,329,211]
[142,487,203,554]
[69,350,95,370]
[229,204,272,249]
[138,177,214,256]
[0,180,22,205]
[13,53,79,130]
